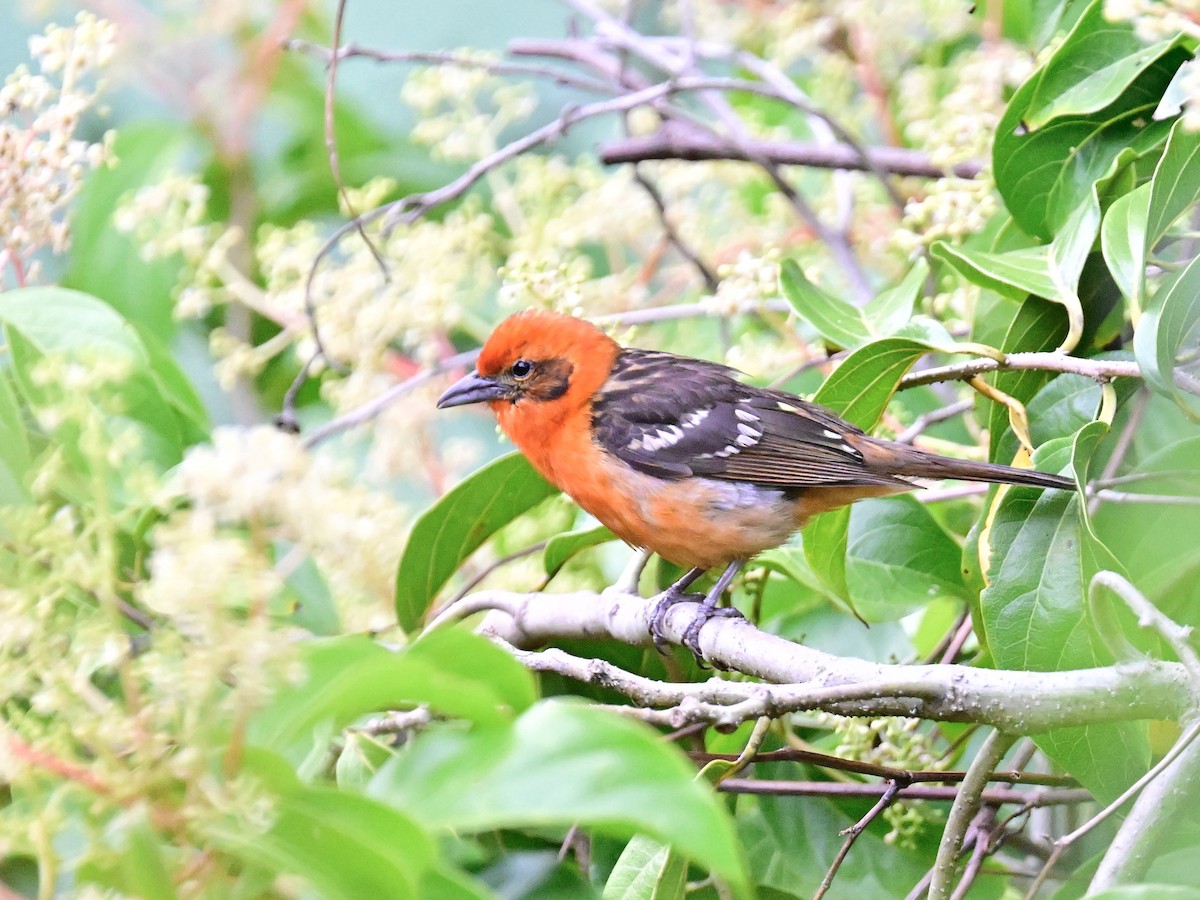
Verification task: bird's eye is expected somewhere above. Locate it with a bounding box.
[510,359,535,380]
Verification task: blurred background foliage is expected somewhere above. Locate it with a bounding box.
[1,0,1199,897]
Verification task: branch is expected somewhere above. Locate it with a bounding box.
[1089,715,1200,890]
[899,351,1200,397]
[285,40,616,94]
[600,131,983,178]
[930,729,1015,900]
[716,779,1087,806]
[439,590,1194,731]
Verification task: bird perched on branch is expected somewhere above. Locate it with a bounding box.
[438,310,1073,662]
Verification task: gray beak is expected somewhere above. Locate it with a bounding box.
[437,371,509,409]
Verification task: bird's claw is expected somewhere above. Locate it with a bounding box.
[648,588,705,654]
[681,605,745,669]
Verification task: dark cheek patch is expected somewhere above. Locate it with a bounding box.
[526,357,573,401]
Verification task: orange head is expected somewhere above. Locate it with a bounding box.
[436,310,621,445]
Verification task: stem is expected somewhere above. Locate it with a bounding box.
[929,730,1016,900]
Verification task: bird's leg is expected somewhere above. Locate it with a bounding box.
[680,560,745,666]
[648,566,707,653]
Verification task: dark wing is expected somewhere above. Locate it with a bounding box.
[590,349,908,490]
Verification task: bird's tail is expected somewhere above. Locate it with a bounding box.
[858,438,1076,491]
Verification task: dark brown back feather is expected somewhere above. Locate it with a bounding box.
[590,348,1074,493]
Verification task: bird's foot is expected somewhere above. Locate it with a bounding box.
[681,603,745,669]
[648,586,706,654]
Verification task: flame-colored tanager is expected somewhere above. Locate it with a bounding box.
[438,310,1072,659]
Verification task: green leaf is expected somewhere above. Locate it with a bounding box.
[981,439,1149,800]
[216,751,435,900]
[0,371,31,505]
[249,633,536,765]
[845,496,967,621]
[1089,887,1200,899]
[0,287,194,469]
[369,701,748,896]
[802,337,934,602]
[1023,25,1183,128]
[1101,182,1151,311]
[1094,435,1200,629]
[932,243,1058,301]
[417,866,496,900]
[781,259,872,349]
[1047,190,1101,352]
[117,815,177,900]
[987,296,1068,461]
[63,122,194,341]
[544,524,617,578]
[603,836,686,900]
[864,258,928,335]
[1134,252,1200,414]
[810,338,934,423]
[994,0,1186,239]
[395,452,560,630]
[740,793,927,897]
[1026,373,1104,448]
[1103,120,1200,314]
[1146,118,1200,242]
[407,626,538,716]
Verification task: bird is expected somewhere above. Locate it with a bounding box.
[437,309,1073,662]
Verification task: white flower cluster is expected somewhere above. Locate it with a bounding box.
[0,12,116,287]
[894,176,998,254]
[830,714,947,846]
[903,44,1034,169]
[704,249,782,317]
[402,55,537,162]
[160,425,409,631]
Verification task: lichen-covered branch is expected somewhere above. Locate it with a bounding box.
[433,589,1194,732]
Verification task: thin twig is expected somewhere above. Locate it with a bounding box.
[1027,716,1200,897]
[923,607,971,666]
[939,615,976,666]
[950,807,998,900]
[690,749,1078,787]
[1091,571,1200,683]
[631,163,720,292]
[299,349,478,448]
[897,399,974,445]
[1088,388,1148,516]
[813,780,904,900]
[1091,489,1200,506]
[438,540,549,610]
[286,40,616,94]
[716,779,1087,806]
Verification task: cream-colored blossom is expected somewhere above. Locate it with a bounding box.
[1,12,117,288]
[403,54,536,162]
[166,425,409,630]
